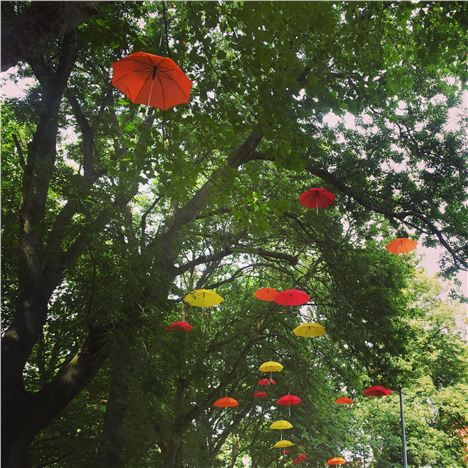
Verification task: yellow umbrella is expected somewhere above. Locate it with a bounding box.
[259,361,284,373]
[270,420,293,430]
[273,440,295,448]
[293,322,326,337]
[184,289,223,308]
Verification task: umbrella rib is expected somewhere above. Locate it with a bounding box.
[134,74,154,105]
[158,69,190,100]
[156,72,167,110]
[112,68,152,85]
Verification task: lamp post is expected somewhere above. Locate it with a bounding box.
[363,385,408,467]
[398,386,408,468]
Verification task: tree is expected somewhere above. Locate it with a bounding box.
[2,2,466,466]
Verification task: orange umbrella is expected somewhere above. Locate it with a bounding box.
[213,397,239,408]
[386,238,417,254]
[327,457,346,465]
[255,287,279,302]
[112,52,192,110]
[335,397,353,405]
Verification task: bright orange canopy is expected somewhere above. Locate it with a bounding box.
[335,397,353,405]
[255,287,279,302]
[327,457,346,465]
[386,238,417,254]
[112,52,192,110]
[213,397,239,408]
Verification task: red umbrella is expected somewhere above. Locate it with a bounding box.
[164,321,192,332]
[278,394,302,417]
[258,378,276,386]
[281,449,290,456]
[277,395,302,406]
[112,52,192,110]
[335,397,353,405]
[299,187,335,210]
[213,397,239,408]
[255,287,279,302]
[292,453,308,464]
[363,386,392,397]
[274,289,309,306]
[253,391,268,398]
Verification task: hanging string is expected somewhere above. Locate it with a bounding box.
[162,1,171,58]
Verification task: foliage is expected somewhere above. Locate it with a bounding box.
[1,1,467,467]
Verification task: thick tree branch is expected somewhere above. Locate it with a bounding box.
[175,246,298,275]
[1,1,99,71]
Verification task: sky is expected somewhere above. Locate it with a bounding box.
[1,68,466,318]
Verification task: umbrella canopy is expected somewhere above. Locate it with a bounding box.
[327,457,346,465]
[184,289,223,307]
[164,321,192,332]
[363,385,392,397]
[255,287,279,302]
[273,440,295,449]
[258,378,276,386]
[386,237,417,254]
[111,52,192,110]
[253,391,268,398]
[335,397,353,405]
[213,397,239,408]
[293,322,326,337]
[259,361,284,373]
[299,187,335,209]
[274,289,309,306]
[281,449,290,455]
[270,420,293,430]
[292,453,308,464]
[277,395,302,406]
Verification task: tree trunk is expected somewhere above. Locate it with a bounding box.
[98,346,132,467]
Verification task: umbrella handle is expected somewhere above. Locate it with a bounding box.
[145,79,155,116]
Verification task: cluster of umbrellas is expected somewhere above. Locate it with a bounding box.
[111,51,417,465]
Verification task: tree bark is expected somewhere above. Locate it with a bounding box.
[98,346,132,468]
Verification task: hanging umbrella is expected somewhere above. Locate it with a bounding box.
[184,289,223,308]
[293,322,326,337]
[258,378,276,386]
[259,361,284,373]
[274,289,309,307]
[335,397,353,405]
[270,420,293,430]
[253,391,268,398]
[255,287,279,302]
[277,395,302,406]
[213,397,239,408]
[363,385,392,397]
[111,52,192,110]
[164,321,192,332]
[327,457,346,465]
[386,238,417,254]
[292,453,308,464]
[299,187,335,210]
[273,440,295,449]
